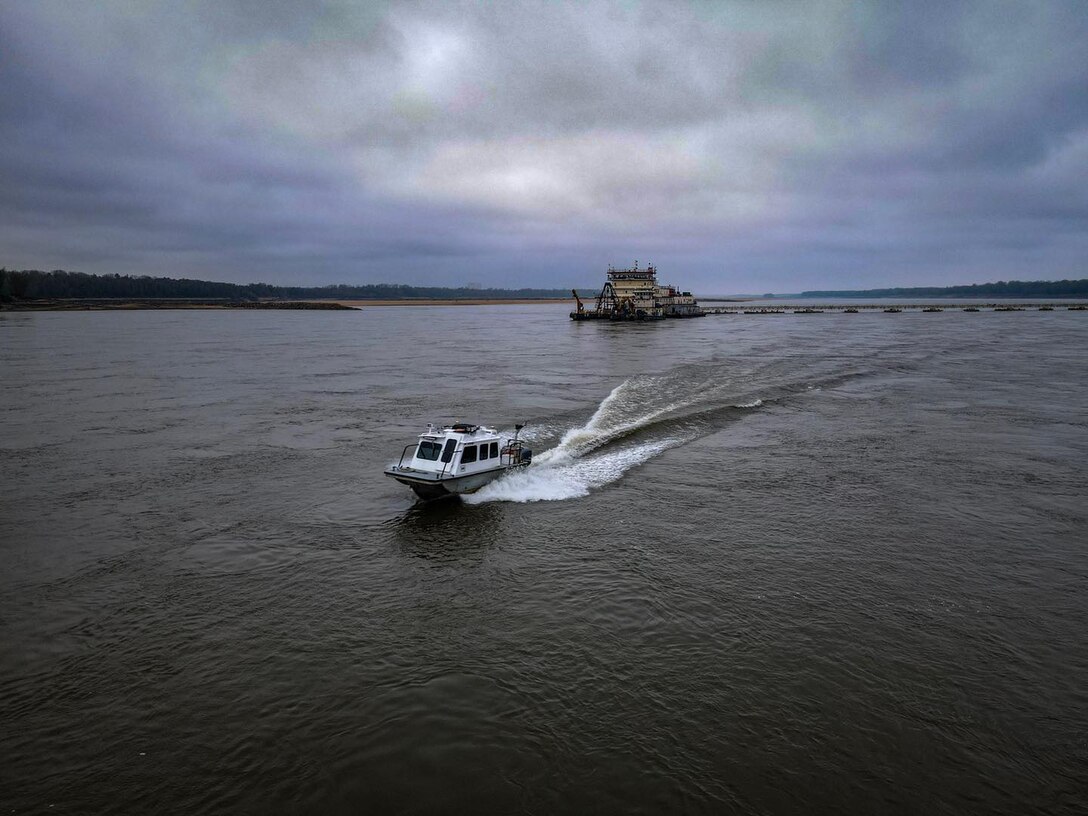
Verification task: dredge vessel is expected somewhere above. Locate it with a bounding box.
[571,262,703,321]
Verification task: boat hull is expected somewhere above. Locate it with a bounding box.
[384,463,528,500]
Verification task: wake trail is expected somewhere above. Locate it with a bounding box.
[467,375,766,504]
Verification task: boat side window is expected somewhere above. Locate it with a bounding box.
[440,439,457,463]
[490,442,499,458]
[479,443,490,461]
[461,445,477,464]
[416,440,442,461]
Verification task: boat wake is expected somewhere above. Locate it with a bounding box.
[464,437,682,503]
[465,373,767,504]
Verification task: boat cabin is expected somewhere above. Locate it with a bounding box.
[399,422,528,477]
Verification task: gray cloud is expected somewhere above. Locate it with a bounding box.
[1,0,1085,291]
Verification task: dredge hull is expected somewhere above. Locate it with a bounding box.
[570,311,665,321]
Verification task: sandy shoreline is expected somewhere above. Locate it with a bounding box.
[328,298,572,307]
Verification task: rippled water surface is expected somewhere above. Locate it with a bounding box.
[2,306,1086,814]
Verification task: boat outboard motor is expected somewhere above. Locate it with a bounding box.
[512,424,531,464]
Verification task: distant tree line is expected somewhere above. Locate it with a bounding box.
[798,279,1088,298]
[0,268,594,303]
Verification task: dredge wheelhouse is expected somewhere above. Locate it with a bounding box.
[384,422,532,500]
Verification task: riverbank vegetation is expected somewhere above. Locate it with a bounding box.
[0,268,590,303]
[797,279,1088,298]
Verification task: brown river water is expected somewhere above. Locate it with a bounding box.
[2,305,1086,814]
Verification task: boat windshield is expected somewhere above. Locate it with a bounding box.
[416,440,442,461]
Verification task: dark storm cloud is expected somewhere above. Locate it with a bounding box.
[1,0,1085,290]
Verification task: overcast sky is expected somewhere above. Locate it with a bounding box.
[2,1,1086,292]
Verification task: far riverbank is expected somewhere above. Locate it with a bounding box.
[1,299,357,311]
[329,298,570,307]
[1,298,580,311]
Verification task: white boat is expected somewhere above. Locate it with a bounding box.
[384,422,532,500]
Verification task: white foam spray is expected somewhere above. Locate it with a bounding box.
[536,379,690,466]
[465,438,680,504]
[465,376,765,504]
